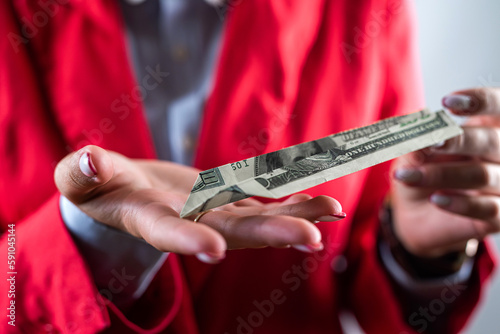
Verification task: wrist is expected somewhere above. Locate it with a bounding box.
[379,202,478,279]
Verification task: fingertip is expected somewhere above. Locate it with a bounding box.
[316,212,346,223]
[55,145,115,203]
[310,223,323,244]
[292,242,323,253]
[195,252,226,264]
[442,94,473,113]
[442,90,484,115]
[274,215,323,246]
[429,193,452,208]
[393,167,423,185]
[313,195,343,215]
[442,87,500,116]
[256,214,323,248]
[76,145,114,184]
[282,215,322,245]
[154,220,227,257]
[428,193,498,223]
[270,195,344,223]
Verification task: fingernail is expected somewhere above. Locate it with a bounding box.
[430,194,452,207]
[394,168,422,184]
[79,152,97,177]
[196,252,225,264]
[293,242,324,253]
[316,212,347,222]
[442,94,473,112]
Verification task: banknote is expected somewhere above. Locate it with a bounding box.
[180,109,463,217]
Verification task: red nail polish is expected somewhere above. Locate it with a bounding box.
[316,212,346,222]
[309,242,324,251]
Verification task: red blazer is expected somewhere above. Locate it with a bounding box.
[0,0,495,333]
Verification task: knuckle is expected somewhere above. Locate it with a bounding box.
[465,197,497,221]
[430,164,490,189]
[219,214,238,237]
[279,204,296,217]
[492,218,500,233]
[485,201,499,221]
[427,165,446,186]
[473,165,490,188]
[472,88,489,111]
[484,87,500,111]
[451,131,466,151]
[470,87,498,112]
[445,164,490,188]
[473,127,500,155]
[483,165,500,189]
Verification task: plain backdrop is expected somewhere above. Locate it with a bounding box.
[415,0,500,332]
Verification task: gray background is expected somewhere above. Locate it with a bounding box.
[415,0,500,332]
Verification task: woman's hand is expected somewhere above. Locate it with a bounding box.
[392,87,500,257]
[54,146,344,263]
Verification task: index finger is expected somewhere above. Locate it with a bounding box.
[442,87,500,116]
[431,126,500,163]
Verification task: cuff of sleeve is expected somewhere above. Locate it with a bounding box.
[379,238,474,295]
[60,195,168,309]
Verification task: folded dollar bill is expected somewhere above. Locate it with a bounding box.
[180,109,462,217]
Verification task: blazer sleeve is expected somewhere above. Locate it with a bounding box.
[339,1,496,333]
[0,2,193,333]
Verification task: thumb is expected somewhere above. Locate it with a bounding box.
[54,145,114,204]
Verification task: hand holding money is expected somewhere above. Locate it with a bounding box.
[392,88,500,258]
[55,105,472,264]
[55,146,345,264]
[182,109,462,217]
